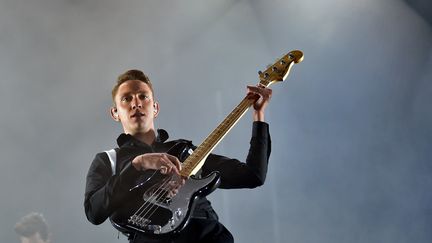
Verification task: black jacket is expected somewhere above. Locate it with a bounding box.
[84,121,271,225]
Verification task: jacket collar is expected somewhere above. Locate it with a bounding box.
[117,129,169,147]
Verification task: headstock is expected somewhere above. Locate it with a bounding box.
[258,50,303,86]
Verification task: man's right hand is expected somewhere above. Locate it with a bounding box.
[132,153,182,175]
[131,153,185,197]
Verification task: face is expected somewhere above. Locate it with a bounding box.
[111,80,159,136]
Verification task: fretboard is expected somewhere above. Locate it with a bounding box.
[178,50,303,177]
[179,83,269,178]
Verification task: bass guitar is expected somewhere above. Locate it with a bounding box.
[110,50,304,235]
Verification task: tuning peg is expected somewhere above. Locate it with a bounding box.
[258,70,269,78]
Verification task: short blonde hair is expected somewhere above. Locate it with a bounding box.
[112,69,154,104]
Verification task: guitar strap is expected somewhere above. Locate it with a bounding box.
[104,149,117,175]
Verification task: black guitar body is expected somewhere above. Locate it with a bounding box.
[110,142,221,235]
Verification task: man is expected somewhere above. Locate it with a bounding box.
[14,212,51,243]
[84,69,272,242]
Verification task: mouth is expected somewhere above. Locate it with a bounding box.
[130,112,144,118]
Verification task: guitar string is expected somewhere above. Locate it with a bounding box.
[140,100,250,224]
[129,180,172,228]
[139,175,178,229]
[122,78,283,231]
[132,173,186,229]
[131,174,173,221]
[130,181,164,219]
[183,98,252,175]
[132,140,187,218]
[128,143,188,227]
[128,170,161,217]
[132,97,254,229]
[136,97,253,218]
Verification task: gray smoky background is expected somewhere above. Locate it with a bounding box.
[1,0,431,242]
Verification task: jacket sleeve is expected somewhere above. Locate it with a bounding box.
[201,121,271,189]
[84,152,141,225]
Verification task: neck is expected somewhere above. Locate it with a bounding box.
[129,129,157,145]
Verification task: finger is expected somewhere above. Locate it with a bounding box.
[252,88,272,102]
[157,155,171,174]
[246,88,261,100]
[247,85,260,94]
[131,156,142,170]
[159,165,168,174]
[159,154,180,175]
[247,85,265,92]
[247,86,271,100]
[165,154,182,172]
[248,84,272,92]
[168,180,182,189]
[167,189,178,198]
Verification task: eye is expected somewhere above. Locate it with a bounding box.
[138,94,150,100]
[121,95,132,102]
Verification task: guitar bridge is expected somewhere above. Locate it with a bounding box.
[128,215,162,233]
[128,215,150,227]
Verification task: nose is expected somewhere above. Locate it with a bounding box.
[131,95,142,109]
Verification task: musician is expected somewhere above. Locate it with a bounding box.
[14,212,51,243]
[84,69,272,242]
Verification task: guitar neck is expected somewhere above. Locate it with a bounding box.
[178,50,304,178]
[180,82,270,178]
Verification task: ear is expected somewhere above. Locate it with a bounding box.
[153,101,160,118]
[110,107,120,121]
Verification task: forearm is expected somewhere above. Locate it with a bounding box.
[202,121,271,189]
[244,121,271,184]
[253,110,265,122]
[84,185,113,225]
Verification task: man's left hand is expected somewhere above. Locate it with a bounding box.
[247,84,272,121]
